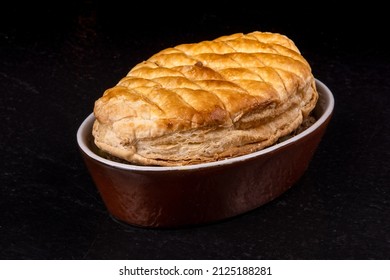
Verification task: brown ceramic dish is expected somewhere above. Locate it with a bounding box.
[77,79,334,228]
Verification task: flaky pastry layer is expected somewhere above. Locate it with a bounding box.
[92,31,319,166]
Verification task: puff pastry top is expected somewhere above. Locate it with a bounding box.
[92,31,318,166]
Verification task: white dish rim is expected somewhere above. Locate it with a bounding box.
[77,79,334,172]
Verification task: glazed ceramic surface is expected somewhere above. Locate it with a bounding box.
[77,79,334,228]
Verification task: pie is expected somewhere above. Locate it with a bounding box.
[92,31,319,166]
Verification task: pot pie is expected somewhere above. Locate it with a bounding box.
[92,31,319,166]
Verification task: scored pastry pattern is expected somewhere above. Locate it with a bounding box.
[93,31,318,166]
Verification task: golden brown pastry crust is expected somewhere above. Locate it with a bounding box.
[92,31,318,166]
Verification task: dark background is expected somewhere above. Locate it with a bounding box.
[1,1,389,259]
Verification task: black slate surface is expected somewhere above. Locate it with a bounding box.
[1,2,389,260]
